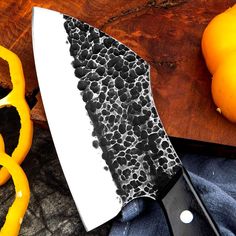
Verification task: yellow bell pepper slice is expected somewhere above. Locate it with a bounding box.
[0,46,33,185]
[0,135,4,152]
[0,152,30,236]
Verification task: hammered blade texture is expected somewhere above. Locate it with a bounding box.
[63,15,181,203]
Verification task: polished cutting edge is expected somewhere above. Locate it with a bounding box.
[32,7,220,235]
[32,7,122,231]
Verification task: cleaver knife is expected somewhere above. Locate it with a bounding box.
[32,7,220,236]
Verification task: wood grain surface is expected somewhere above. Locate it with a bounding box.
[0,0,236,147]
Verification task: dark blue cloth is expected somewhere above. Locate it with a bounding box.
[109,154,236,236]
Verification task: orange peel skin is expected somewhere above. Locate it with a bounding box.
[202,5,236,74]
[211,52,236,123]
[202,4,236,123]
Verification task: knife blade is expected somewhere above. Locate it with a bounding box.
[32,7,220,236]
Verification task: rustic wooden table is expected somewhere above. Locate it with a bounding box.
[0,0,236,147]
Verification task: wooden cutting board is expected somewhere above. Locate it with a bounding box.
[0,0,236,147]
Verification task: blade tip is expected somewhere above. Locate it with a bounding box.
[32,6,44,15]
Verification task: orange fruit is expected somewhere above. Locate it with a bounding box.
[211,52,236,123]
[202,4,236,122]
[202,4,236,74]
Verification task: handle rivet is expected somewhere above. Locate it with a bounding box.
[180,210,193,224]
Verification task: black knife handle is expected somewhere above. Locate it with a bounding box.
[161,168,221,236]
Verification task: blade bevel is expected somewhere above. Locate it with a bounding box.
[32,7,122,231]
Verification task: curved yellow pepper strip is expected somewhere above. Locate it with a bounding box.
[0,135,4,152]
[0,152,30,236]
[0,46,33,185]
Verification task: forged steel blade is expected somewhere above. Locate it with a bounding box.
[32,7,220,235]
[32,7,122,231]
